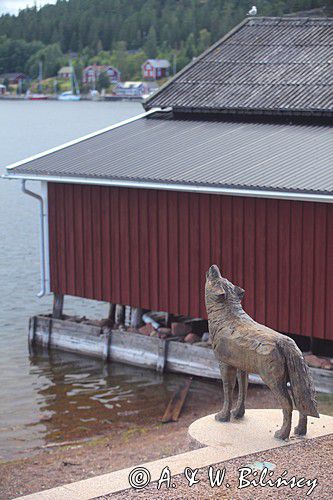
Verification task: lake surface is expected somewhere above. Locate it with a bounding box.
[0,100,195,461]
[0,100,332,462]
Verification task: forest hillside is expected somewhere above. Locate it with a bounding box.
[0,0,328,81]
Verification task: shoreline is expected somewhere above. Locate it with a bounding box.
[0,95,145,103]
[1,382,332,498]
[0,384,279,498]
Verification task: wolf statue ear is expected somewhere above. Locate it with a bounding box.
[214,282,226,299]
[235,285,245,301]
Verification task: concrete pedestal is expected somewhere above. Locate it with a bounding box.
[188,409,333,454]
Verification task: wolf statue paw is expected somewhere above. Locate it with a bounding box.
[294,424,307,436]
[231,406,245,419]
[215,410,231,422]
[274,428,290,440]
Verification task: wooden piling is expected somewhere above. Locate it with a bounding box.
[115,305,125,326]
[108,303,116,326]
[53,293,64,319]
[130,307,143,329]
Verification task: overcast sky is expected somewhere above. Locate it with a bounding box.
[0,1,56,15]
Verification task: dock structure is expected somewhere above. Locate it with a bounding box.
[29,315,333,393]
[3,17,333,383]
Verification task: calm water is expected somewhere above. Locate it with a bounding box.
[0,101,332,462]
[0,100,196,461]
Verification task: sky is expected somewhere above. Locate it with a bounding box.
[0,1,56,15]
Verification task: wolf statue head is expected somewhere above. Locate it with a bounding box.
[205,264,245,311]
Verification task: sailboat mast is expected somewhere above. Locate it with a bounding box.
[69,56,74,94]
[69,55,80,95]
[38,61,43,93]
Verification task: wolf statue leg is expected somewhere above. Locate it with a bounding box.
[263,377,293,440]
[295,413,307,435]
[232,370,248,419]
[215,363,237,422]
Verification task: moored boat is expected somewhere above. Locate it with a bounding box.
[58,91,80,101]
[58,57,81,101]
[28,93,48,100]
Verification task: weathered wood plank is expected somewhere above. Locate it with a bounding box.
[162,377,192,423]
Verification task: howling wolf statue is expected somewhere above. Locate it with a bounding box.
[205,265,319,440]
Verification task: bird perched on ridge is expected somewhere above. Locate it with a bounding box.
[248,6,257,16]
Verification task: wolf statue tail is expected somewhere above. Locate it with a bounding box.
[278,337,319,418]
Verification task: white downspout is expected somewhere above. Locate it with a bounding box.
[21,180,49,297]
[41,181,50,294]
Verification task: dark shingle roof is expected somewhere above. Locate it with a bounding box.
[6,116,333,197]
[145,17,333,116]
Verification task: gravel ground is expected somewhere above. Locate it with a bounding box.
[106,434,333,500]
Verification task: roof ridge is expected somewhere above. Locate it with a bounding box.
[145,16,333,118]
[144,17,250,110]
[248,16,333,20]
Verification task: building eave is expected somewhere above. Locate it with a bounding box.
[3,172,333,204]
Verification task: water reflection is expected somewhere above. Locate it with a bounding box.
[0,344,222,461]
[28,347,179,444]
[1,343,332,461]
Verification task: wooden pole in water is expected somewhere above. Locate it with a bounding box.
[130,307,143,329]
[53,293,64,319]
[115,304,125,326]
[108,303,116,326]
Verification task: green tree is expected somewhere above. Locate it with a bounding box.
[185,33,196,60]
[26,43,64,78]
[197,29,211,55]
[145,26,157,58]
[96,71,110,91]
[0,37,43,73]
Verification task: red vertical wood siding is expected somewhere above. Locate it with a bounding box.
[48,183,333,341]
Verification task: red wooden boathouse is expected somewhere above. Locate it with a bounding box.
[4,17,333,346]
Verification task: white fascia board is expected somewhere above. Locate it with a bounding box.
[3,173,333,204]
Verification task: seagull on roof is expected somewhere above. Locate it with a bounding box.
[248,6,257,16]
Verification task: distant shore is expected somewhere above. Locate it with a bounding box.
[0,94,146,103]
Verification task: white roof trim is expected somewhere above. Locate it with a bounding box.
[3,173,333,203]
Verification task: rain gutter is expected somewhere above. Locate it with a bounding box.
[9,175,333,204]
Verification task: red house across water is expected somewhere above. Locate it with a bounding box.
[142,59,170,80]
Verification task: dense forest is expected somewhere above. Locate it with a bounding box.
[0,0,328,82]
